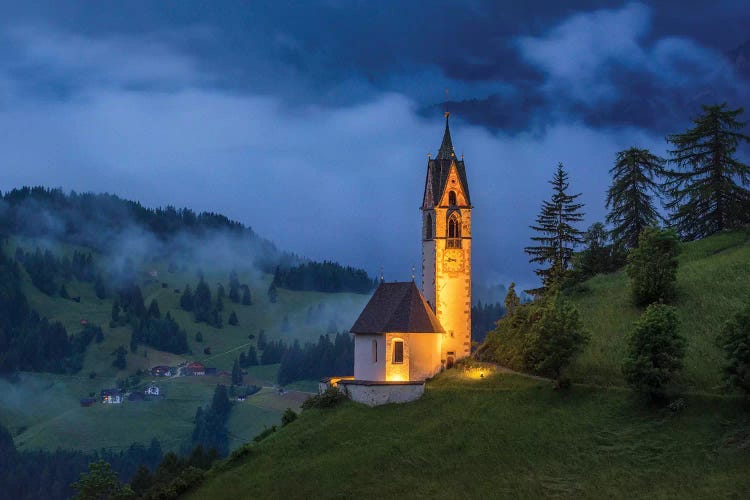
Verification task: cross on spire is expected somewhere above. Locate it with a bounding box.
[437,112,454,160]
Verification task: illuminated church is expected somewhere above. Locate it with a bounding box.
[337,113,472,404]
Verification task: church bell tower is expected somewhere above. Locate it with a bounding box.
[421,112,472,367]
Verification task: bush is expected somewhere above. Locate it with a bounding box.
[718,298,750,395]
[281,408,297,426]
[301,386,347,409]
[476,292,588,381]
[622,303,685,400]
[626,227,680,305]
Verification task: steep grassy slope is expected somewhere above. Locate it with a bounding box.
[567,227,750,391]
[190,371,750,499]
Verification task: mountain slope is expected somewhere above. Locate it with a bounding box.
[566,227,750,390]
[189,371,750,499]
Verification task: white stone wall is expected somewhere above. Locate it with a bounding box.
[354,334,386,381]
[342,382,425,407]
[406,333,442,380]
[384,333,410,382]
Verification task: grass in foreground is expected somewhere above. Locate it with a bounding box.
[190,370,750,499]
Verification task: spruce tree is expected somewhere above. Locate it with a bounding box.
[524,162,585,293]
[231,359,243,386]
[247,345,259,366]
[241,285,252,306]
[664,103,750,240]
[147,299,161,319]
[180,284,194,311]
[606,147,665,248]
[504,283,520,317]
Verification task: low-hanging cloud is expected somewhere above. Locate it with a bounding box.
[0,18,736,292]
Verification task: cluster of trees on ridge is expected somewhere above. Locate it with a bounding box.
[0,187,291,272]
[0,424,164,500]
[271,261,379,294]
[479,103,750,399]
[227,331,354,386]
[0,250,105,373]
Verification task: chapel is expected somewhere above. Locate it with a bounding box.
[346,112,472,388]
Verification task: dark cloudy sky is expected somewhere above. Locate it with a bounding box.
[1,1,749,290]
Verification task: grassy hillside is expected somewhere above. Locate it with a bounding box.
[567,227,750,391]
[190,371,750,499]
[0,236,368,453]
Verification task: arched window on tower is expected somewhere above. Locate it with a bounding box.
[447,213,462,248]
[425,213,433,240]
[448,190,457,206]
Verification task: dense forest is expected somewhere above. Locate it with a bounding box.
[272,262,378,294]
[0,187,292,272]
[0,250,102,373]
[0,423,164,500]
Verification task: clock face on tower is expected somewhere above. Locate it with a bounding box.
[443,248,464,272]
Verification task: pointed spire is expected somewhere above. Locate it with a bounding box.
[437,111,454,160]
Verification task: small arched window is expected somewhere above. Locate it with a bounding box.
[447,213,462,248]
[392,340,404,364]
[425,213,433,240]
[448,191,457,206]
[372,339,378,363]
[448,213,461,238]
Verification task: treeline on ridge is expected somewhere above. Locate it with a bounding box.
[272,261,378,294]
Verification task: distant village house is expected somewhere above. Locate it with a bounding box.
[188,362,206,376]
[151,365,172,377]
[100,388,123,404]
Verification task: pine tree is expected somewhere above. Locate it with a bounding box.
[504,283,520,317]
[606,147,665,248]
[147,299,161,319]
[247,345,259,366]
[622,303,685,400]
[229,271,240,303]
[231,359,243,386]
[241,285,252,306]
[111,345,127,370]
[664,103,750,240]
[524,162,585,293]
[180,284,194,311]
[718,298,750,395]
[228,311,238,326]
[626,227,680,305]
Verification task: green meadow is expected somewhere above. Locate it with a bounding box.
[191,371,750,499]
[1,236,368,453]
[567,226,750,390]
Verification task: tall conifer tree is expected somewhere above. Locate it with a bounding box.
[663,103,750,239]
[524,162,585,293]
[606,147,665,248]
